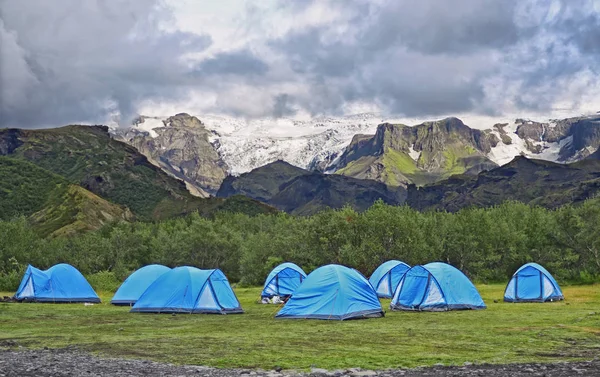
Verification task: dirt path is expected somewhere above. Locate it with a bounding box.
[0,349,598,377]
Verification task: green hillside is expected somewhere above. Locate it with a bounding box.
[0,157,132,236]
[407,156,600,211]
[0,126,276,221]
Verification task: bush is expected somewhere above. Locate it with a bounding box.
[85,271,121,293]
[0,269,24,292]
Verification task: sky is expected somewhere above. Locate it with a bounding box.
[1,0,599,129]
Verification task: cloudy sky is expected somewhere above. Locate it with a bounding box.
[1,0,599,128]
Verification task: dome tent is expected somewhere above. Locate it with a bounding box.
[276,264,384,320]
[131,266,243,314]
[111,264,171,305]
[369,260,410,298]
[504,263,564,303]
[261,262,307,299]
[390,262,485,311]
[14,264,100,303]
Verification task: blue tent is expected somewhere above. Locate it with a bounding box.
[276,264,384,320]
[504,263,564,302]
[14,264,100,303]
[261,262,307,299]
[369,260,410,298]
[390,262,485,311]
[111,264,171,305]
[131,266,243,314]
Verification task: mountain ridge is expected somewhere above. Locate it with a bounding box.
[217,160,406,215]
[115,113,600,194]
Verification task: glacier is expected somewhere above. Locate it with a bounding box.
[120,113,596,176]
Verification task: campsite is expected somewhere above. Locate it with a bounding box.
[1,261,599,372]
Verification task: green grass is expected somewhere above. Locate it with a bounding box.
[0,284,599,370]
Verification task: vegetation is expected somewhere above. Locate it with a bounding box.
[0,285,598,369]
[0,126,275,222]
[0,157,68,220]
[1,199,600,291]
[0,157,132,237]
[408,156,600,212]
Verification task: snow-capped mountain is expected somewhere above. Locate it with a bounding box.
[200,113,386,175]
[114,112,600,195]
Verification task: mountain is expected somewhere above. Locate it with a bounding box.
[0,125,276,221]
[217,161,405,215]
[0,157,132,236]
[333,118,499,186]
[406,156,600,212]
[217,160,310,202]
[118,113,600,195]
[114,113,228,196]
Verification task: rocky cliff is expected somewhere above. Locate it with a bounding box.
[115,113,228,197]
[334,117,498,186]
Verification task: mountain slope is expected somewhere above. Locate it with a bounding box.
[406,156,600,212]
[114,113,600,194]
[217,161,405,215]
[269,173,406,215]
[334,118,498,186]
[114,114,228,196]
[217,160,310,202]
[30,184,134,237]
[0,157,132,236]
[0,125,275,220]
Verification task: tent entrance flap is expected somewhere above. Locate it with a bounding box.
[398,275,428,308]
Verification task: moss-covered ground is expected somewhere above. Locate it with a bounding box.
[0,284,599,370]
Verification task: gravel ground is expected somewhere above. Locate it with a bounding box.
[0,349,598,377]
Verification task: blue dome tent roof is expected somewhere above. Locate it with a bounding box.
[390,262,485,311]
[131,266,243,314]
[261,262,307,298]
[111,264,171,305]
[504,263,564,303]
[368,260,410,298]
[14,263,100,303]
[276,264,384,320]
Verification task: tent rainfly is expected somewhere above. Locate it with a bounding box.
[504,263,564,303]
[369,260,410,298]
[390,262,486,311]
[276,264,384,320]
[111,264,171,305]
[261,262,307,299]
[131,266,243,314]
[14,263,100,303]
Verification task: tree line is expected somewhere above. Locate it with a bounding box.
[1,199,599,291]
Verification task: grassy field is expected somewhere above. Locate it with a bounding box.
[1,284,599,370]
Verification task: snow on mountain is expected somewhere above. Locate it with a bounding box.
[121,113,599,177]
[200,113,387,175]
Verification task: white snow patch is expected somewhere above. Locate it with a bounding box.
[201,113,385,175]
[133,117,164,138]
[488,122,529,165]
[408,144,421,161]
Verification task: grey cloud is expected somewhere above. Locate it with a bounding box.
[359,0,521,55]
[272,94,297,118]
[1,0,599,127]
[193,50,269,76]
[0,0,212,128]
[269,0,600,117]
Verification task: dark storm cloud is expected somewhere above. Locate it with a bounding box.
[0,0,212,128]
[268,0,600,117]
[1,0,599,127]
